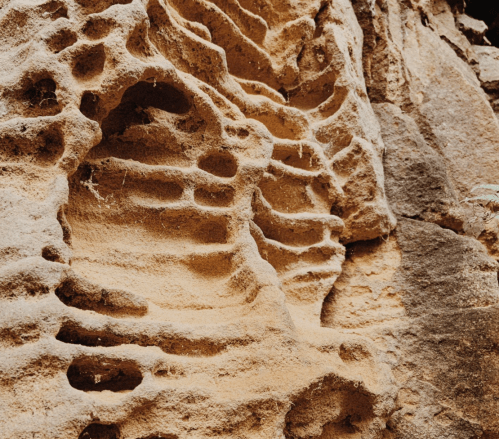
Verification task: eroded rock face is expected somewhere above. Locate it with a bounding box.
[0,0,498,438]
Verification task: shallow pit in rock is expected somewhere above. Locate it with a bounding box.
[198,152,238,178]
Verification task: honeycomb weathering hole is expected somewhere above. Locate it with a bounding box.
[127,24,155,60]
[259,175,328,214]
[78,423,120,439]
[286,79,337,111]
[36,128,65,165]
[283,377,375,439]
[72,45,106,80]
[253,216,324,247]
[194,186,235,207]
[56,321,228,356]
[0,124,64,166]
[128,179,184,203]
[67,357,142,392]
[54,274,149,317]
[101,81,191,136]
[71,164,184,204]
[225,125,250,138]
[272,146,320,171]
[23,78,59,114]
[46,29,77,54]
[82,16,114,40]
[41,245,64,262]
[57,323,126,348]
[196,220,228,243]
[42,0,68,18]
[198,152,238,178]
[2,74,61,118]
[80,92,100,120]
[75,0,132,14]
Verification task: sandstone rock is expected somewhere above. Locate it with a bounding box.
[473,45,499,90]
[430,0,479,65]
[373,103,464,231]
[322,220,499,438]
[473,44,499,115]
[1,0,499,437]
[456,13,488,45]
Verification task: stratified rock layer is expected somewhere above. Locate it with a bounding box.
[0,0,499,438]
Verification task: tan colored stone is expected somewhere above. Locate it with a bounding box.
[0,0,397,438]
[2,0,499,437]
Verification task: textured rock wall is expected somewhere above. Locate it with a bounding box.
[0,0,499,438]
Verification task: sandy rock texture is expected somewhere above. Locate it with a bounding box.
[0,0,498,437]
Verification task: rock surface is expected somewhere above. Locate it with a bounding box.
[0,0,499,438]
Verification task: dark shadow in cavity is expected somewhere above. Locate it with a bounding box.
[56,321,228,356]
[101,81,191,136]
[466,1,499,46]
[55,275,148,317]
[278,87,289,102]
[43,0,68,19]
[46,29,77,53]
[57,206,72,245]
[36,128,64,165]
[24,78,58,109]
[313,2,329,38]
[80,92,100,120]
[78,423,120,439]
[67,357,142,392]
[41,245,64,263]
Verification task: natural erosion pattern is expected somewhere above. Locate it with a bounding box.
[1,0,499,437]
